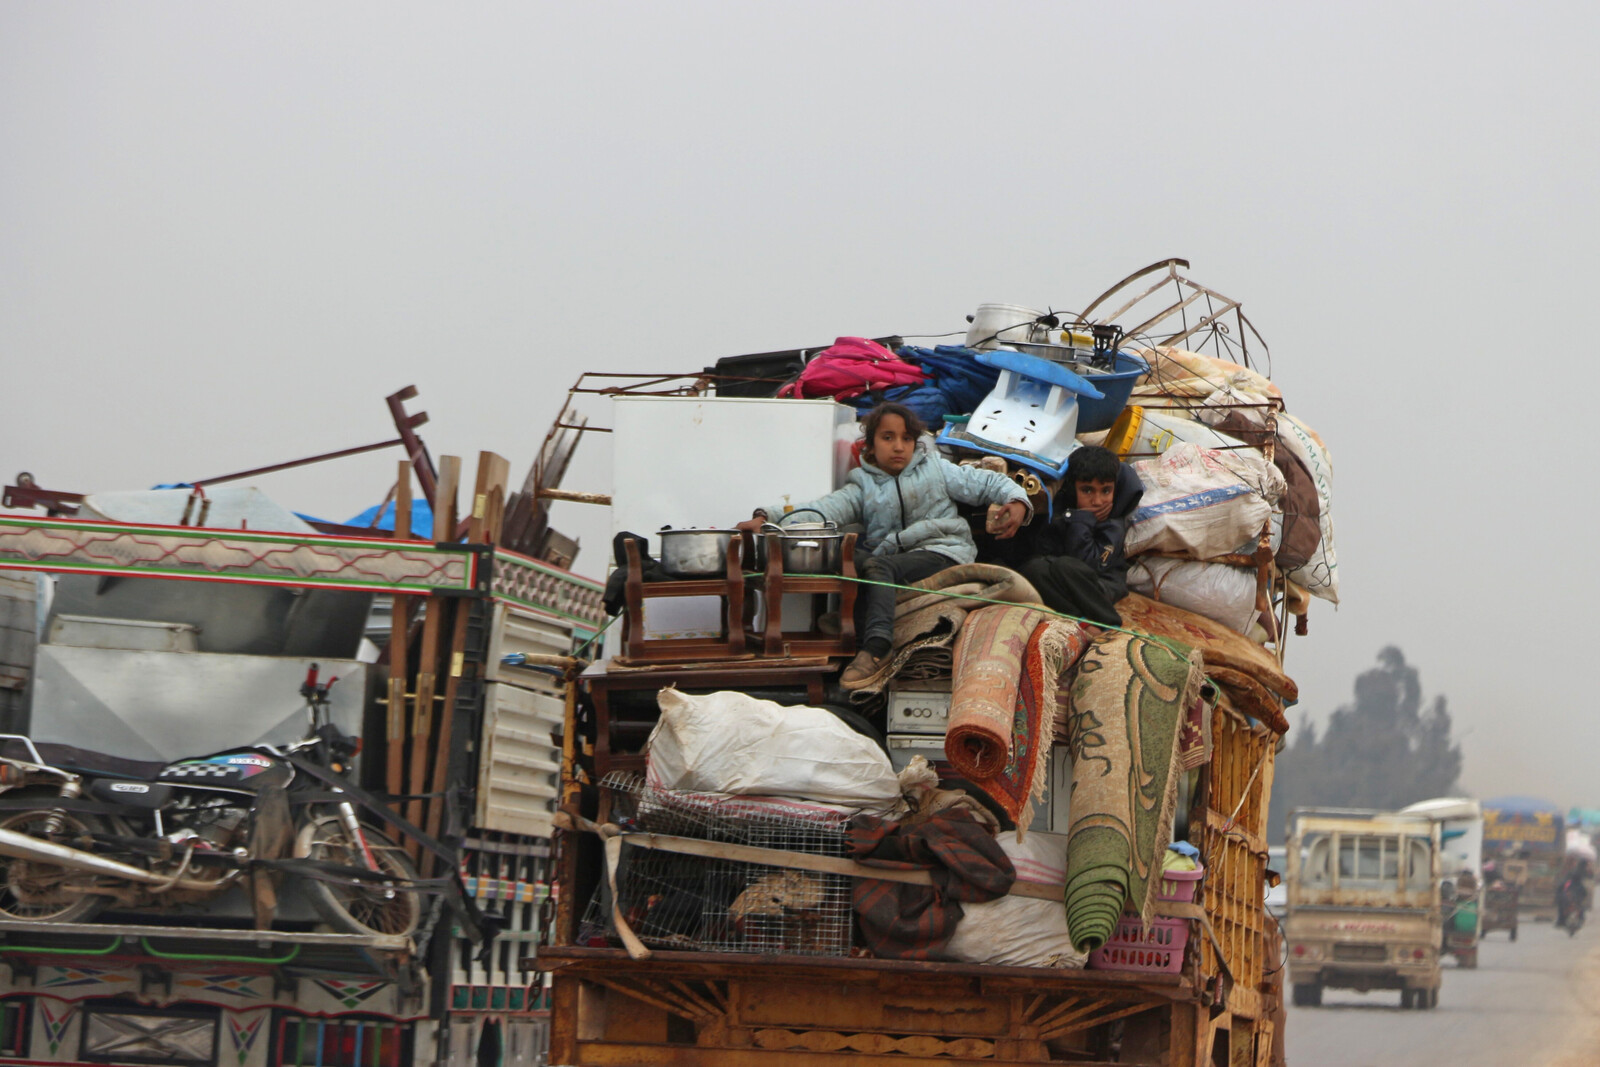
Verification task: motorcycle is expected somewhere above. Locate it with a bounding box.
[1557,877,1589,937]
[0,665,422,937]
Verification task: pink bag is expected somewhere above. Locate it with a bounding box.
[779,337,925,400]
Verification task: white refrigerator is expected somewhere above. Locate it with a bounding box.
[609,395,859,644]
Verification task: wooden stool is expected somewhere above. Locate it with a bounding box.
[753,530,859,659]
[620,536,747,664]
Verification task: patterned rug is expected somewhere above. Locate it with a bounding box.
[946,607,1089,830]
[1059,630,1205,953]
[1116,592,1295,734]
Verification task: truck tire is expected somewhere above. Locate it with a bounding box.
[1510,925,1518,942]
[1292,983,1321,1008]
[1400,989,1416,1010]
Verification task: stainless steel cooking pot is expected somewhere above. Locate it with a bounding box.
[750,509,846,574]
[657,527,737,578]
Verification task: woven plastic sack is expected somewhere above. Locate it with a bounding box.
[1130,347,1281,404]
[646,689,901,809]
[1128,557,1258,634]
[1276,413,1339,604]
[1125,443,1284,561]
[946,831,1086,968]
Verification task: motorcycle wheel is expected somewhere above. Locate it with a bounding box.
[296,817,421,938]
[0,806,110,924]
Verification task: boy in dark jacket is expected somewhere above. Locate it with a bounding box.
[1016,445,1143,626]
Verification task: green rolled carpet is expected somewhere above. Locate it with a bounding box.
[1061,632,1203,953]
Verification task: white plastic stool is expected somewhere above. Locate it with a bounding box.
[965,350,1105,467]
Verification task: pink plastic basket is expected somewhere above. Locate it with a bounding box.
[1156,866,1205,903]
[1087,915,1190,974]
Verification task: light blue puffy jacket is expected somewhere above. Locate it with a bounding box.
[761,437,1030,565]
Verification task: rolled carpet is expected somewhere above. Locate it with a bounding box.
[1059,630,1204,952]
[945,605,1052,779]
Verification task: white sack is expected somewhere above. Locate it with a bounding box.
[1128,558,1259,635]
[1276,414,1340,604]
[946,831,1086,969]
[1125,443,1283,560]
[646,689,902,809]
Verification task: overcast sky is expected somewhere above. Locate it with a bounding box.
[3,4,1596,806]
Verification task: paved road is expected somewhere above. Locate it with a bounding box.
[1284,919,1600,1067]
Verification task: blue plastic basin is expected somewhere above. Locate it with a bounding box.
[1075,349,1149,433]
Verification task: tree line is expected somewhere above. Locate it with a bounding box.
[1267,646,1463,841]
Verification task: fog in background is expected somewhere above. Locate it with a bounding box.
[4,4,1596,806]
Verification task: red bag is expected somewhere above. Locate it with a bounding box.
[779,337,925,400]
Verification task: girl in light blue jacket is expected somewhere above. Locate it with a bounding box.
[740,402,1031,689]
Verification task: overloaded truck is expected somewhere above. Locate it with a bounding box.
[1284,809,1443,1009]
[530,261,1337,1066]
[0,430,608,1067]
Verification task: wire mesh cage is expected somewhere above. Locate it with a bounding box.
[580,773,855,957]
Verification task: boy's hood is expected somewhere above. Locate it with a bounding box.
[857,435,937,481]
[1111,461,1144,519]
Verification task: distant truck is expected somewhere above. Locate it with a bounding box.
[1285,809,1443,1010]
[1482,796,1565,920]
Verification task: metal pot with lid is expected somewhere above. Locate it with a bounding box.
[657,526,738,578]
[749,508,847,574]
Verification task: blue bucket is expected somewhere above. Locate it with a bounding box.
[1075,349,1149,433]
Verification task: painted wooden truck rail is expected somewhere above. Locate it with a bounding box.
[537,692,1284,1067]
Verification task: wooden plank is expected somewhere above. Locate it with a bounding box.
[564,1041,1161,1067]
[424,451,509,861]
[541,947,1190,993]
[385,461,413,800]
[405,455,460,856]
[617,830,1062,900]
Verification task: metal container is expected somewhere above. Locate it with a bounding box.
[750,510,846,574]
[773,523,845,574]
[965,303,1052,350]
[656,527,736,578]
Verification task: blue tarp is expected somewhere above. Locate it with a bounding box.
[344,498,435,535]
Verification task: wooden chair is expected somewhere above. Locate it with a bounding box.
[620,535,747,664]
[753,530,859,659]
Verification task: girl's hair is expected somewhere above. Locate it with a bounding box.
[860,402,928,461]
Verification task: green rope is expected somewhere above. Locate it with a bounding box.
[0,935,122,956]
[138,938,301,964]
[618,566,1285,710]
[827,572,1283,708]
[831,572,1208,661]
[574,612,619,658]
